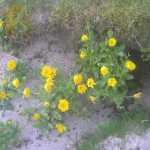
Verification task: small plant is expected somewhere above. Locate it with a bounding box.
[0,59,29,110]
[0,121,20,150]
[70,30,137,109]
[24,65,70,136]
[13,60,29,81]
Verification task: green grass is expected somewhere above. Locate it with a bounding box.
[0,121,20,150]
[13,60,29,81]
[76,106,150,150]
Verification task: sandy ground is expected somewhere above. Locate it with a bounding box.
[18,31,75,74]
[0,97,111,150]
[99,131,150,150]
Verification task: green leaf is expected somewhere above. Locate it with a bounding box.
[107,30,114,38]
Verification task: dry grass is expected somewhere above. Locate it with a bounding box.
[49,0,150,61]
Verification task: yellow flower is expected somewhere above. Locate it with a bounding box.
[77,84,87,94]
[43,101,50,108]
[0,91,7,101]
[73,74,83,85]
[125,60,136,71]
[100,66,109,76]
[58,99,69,112]
[89,96,97,104]
[87,78,96,88]
[107,77,117,88]
[7,59,17,71]
[41,65,57,78]
[23,87,31,98]
[108,37,117,47]
[12,79,20,88]
[0,19,4,29]
[133,92,143,100]
[81,34,88,42]
[80,50,87,59]
[44,82,54,93]
[55,123,67,134]
[46,77,53,83]
[32,113,41,121]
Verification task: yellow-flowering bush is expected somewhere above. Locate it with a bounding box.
[0,59,29,110]
[23,31,139,135]
[70,31,137,108]
[24,64,71,136]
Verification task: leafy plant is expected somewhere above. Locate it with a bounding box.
[70,30,136,109]
[0,121,20,150]
[24,65,70,136]
[13,60,29,81]
[0,59,29,111]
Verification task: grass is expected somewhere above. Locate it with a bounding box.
[50,0,150,61]
[76,106,150,150]
[0,121,20,150]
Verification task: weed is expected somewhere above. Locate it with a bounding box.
[0,121,20,150]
